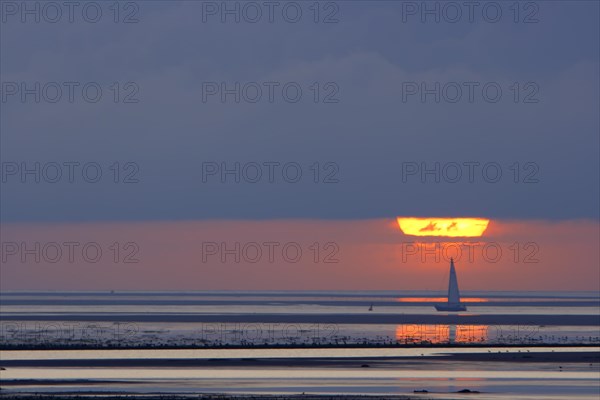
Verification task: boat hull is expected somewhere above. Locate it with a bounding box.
[435,303,467,312]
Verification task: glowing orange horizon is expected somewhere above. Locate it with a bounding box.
[397,217,490,237]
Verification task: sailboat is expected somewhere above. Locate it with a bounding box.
[435,258,467,312]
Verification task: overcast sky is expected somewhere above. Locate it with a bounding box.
[1,1,599,223]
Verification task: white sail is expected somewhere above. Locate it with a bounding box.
[435,258,466,312]
[447,258,461,304]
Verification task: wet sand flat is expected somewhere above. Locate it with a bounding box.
[1,350,598,368]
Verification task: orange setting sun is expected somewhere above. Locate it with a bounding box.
[397,217,490,237]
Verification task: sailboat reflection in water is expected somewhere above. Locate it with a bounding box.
[435,258,467,312]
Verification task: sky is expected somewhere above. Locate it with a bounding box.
[1,218,598,291]
[0,1,598,291]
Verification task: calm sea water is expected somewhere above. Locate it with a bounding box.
[1,291,599,346]
[1,291,599,398]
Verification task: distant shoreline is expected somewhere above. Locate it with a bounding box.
[2,313,599,325]
[2,342,600,351]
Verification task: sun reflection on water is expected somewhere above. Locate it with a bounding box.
[396,297,489,303]
[395,324,489,344]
